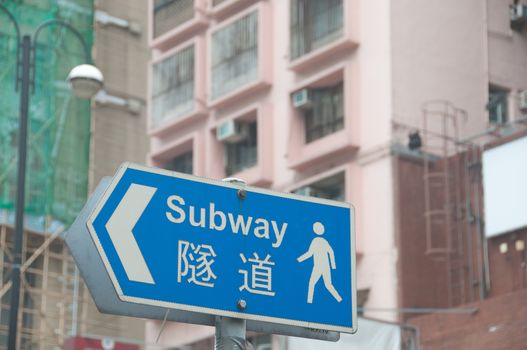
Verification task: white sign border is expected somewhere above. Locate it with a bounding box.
[86,162,357,334]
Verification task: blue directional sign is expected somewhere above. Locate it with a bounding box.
[87,163,357,333]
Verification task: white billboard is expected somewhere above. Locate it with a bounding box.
[483,135,527,237]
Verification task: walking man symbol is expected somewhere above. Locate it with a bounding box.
[297,222,342,304]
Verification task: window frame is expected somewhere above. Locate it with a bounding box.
[149,132,204,176]
[488,85,510,125]
[149,0,208,51]
[287,64,359,170]
[290,0,345,60]
[288,0,358,72]
[304,82,345,143]
[224,120,258,176]
[208,104,273,186]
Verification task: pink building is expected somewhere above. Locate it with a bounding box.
[145,0,527,348]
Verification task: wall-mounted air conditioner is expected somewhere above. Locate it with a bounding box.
[292,88,313,109]
[510,4,527,31]
[519,90,527,110]
[216,120,248,143]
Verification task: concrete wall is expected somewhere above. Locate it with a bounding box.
[90,0,150,186]
[85,0,150,344]
[391,0,489,137]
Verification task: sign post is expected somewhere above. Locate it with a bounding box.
[68,162,356,344]
[215,178,249,350]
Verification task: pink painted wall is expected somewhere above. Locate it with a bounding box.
[391,0,489,137]
[145,0,527,346]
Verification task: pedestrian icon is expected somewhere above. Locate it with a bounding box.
[297,222,342,304]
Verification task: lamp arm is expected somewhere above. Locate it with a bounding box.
[32,19,91,63]
[0,3,21,91]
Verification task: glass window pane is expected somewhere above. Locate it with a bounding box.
[488,86,508,124]
[225,121,258,176]
[165,151,193,174]
[304,82,344,143]
[295,172,345,201]
[290,0,343,59]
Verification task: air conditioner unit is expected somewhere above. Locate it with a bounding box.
[292,88,313,109]
[510,4,527,31]
[216,120,248,143]
[520,90,527,110]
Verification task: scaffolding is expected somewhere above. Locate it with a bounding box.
[0,0,93,229]
[0,1,144,348]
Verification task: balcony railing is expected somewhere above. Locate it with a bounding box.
[290,0,344,60]
[211,10,258,100]
[152,45,195,128]
[153,0,194,38]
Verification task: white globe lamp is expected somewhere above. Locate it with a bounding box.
[67,64,104,99]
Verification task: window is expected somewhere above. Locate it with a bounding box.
[295,172,345,201]
[211,11,258,99]
[165,151,193,174]
[488,86,508,124]
[152,45,194,128]
[290,0,344,60]
[153,0,194,38]
[225,121,257,176]
[304,82,344,143]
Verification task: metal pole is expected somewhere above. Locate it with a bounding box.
[215,316,247,350]
[7,34,32,350]
[215,178,249,350]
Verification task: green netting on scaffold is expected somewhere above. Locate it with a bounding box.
[0,0,94,230]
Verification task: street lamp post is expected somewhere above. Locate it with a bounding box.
[0,5,104,349]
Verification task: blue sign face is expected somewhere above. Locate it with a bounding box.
[88,163,356,333]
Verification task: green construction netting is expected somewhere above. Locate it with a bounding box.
[0,0,94,228]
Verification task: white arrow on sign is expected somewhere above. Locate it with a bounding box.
[105,183,156,284]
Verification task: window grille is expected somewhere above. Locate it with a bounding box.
[152,45,194,128]
[295,172,345,201]
[213,0,228,6]
[166,151,193,174]
[488,86,508,124]
[304,82,344,143]
[211,11,258,99]
[154,0,194,38]
[225,122,257,176]
[290,0,343,59]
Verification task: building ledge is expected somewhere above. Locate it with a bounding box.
[289,37,357,73]
[288,129,359,171]
[151,16,208,52]
[208,0,257,20]
[208,80,271,110]
[148,107,208,138]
